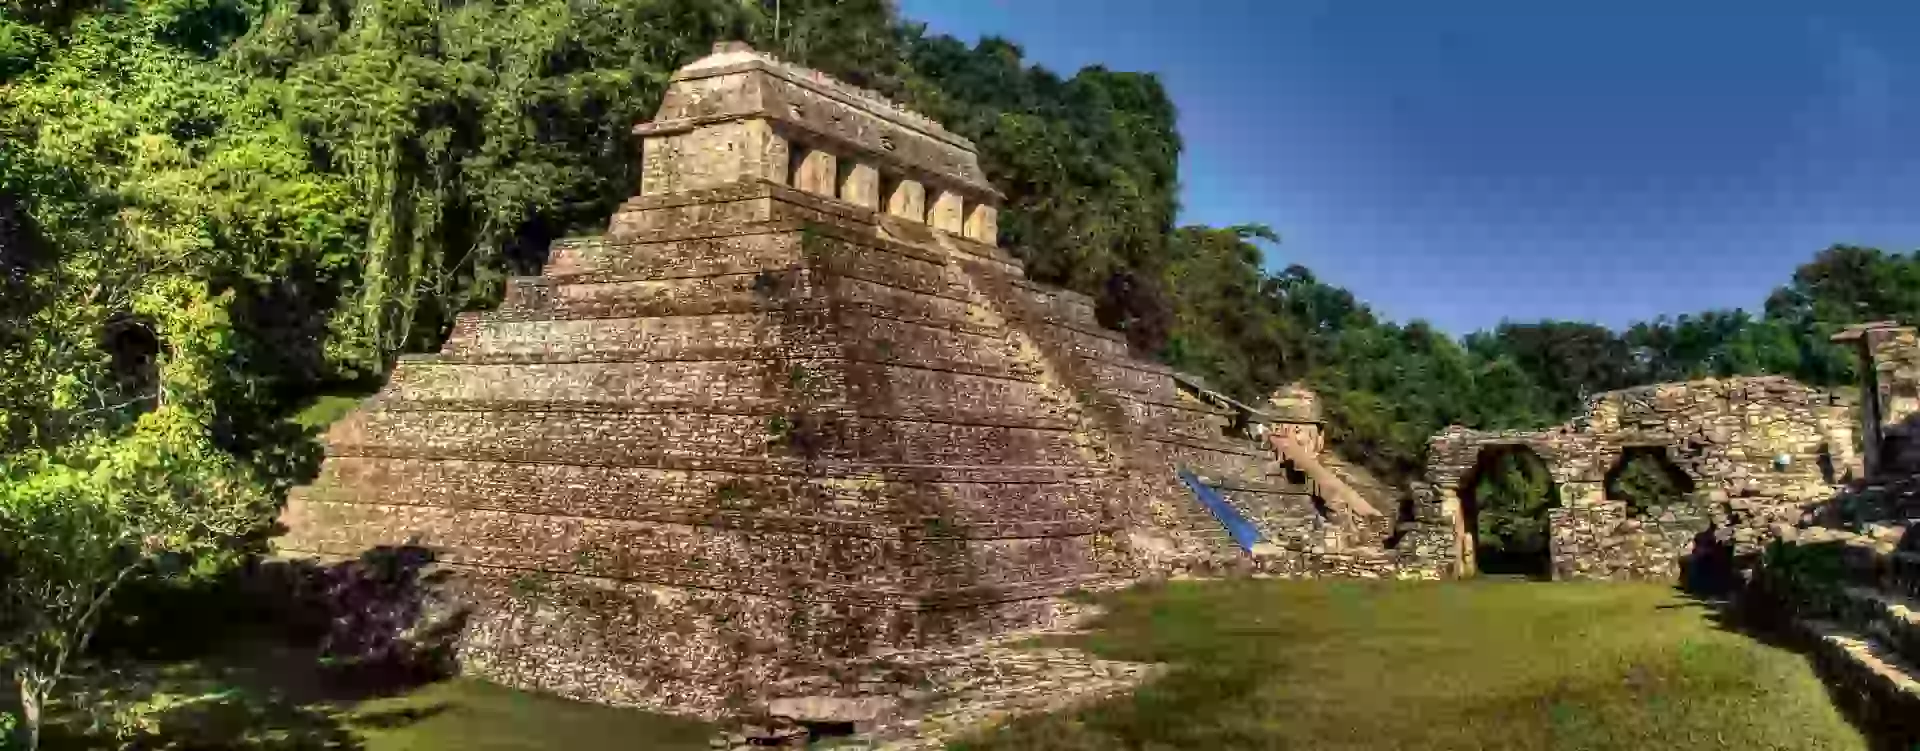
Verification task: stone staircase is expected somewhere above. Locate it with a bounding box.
[1757,495,1920,742]
[912,221,1279,574]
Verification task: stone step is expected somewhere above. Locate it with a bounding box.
[1082,361,1183,402]
[502,275,1134,361]
[436,311,1047,382]
[409,348,1045,385]
[365,397,1082,432]
[1837,586,1920,667]
[1864,521,1912,543]
[540,231,803,281]
[305,452,1114,484]
[1007,308,1128,346]
[1013,283,1101,327]
[1167,482,1265,558]
[283,491,1111,549]
[1835,540,1920,599]
[297,456,1118,530]
[1819,479,1920,529]
[1800,620,1920,744]
[377,359,1079,429]
[500,272,992,334]
[322,409,1099,469]
[280,500,1116,598]
[1023,325,1132,360]
[1225,488,1326,552]
[1203,477,1315,495]
[549,211,955,282]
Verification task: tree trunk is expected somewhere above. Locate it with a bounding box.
[12,678,41,751]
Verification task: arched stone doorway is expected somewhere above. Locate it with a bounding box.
[1459,444,1561,579]
[1603,446,1696,515]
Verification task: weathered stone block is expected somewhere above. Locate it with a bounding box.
[964,204,998,246]
[839,161,880,209]
[886,179,926,222]
[790,147,837,197]
[929,190,965,234]
[640,120,790,196]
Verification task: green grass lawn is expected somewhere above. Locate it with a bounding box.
[347,679,712,751]
[60,579,1865,750]
[48,655,713,751]
[292,393,370,431]
[955,579,1865,751]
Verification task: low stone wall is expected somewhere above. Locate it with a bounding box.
[1548,501,1711,581]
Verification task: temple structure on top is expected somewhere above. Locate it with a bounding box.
[278,42,1432,720]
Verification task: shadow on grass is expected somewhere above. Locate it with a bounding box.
[43,545,466,750]
[1677,580,1919,751]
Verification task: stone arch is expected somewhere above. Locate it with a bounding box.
[1421,429,1577,576]
[1457,443,1562,578]
[1603,445,1697,516]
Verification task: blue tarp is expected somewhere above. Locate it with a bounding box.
[1176,469,1264,553]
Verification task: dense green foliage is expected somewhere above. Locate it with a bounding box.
[901,32,1181,348]
[1606,449,1695,515]
[1153,230,1916,488]
[1467,448,1559,564]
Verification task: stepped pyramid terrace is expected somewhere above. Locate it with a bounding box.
[277,42,1437,721]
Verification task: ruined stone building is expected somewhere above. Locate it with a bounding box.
[277,43,1431,719]
[1422,376,1856,580]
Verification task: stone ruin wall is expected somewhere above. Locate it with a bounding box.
[277,43,1441,720]
[1422,376,1856,580]
[1844,323,1920,477]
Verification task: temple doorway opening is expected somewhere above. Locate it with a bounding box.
[1459,445,1560,579]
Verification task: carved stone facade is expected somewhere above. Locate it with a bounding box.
[1422,376,1855,580]
[278,43,1434,721]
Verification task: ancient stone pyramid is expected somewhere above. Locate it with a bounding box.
[280,42,1369,716]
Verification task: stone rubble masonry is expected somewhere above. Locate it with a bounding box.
[278,42,1437,722]
[1422,376,1856,580]
[1834,322,1920,477]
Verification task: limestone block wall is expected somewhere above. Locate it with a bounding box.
[1423,376,1853,580]
[1872,329,1920,436]
[1548,501,1713,580]
[1835,323,1920,476]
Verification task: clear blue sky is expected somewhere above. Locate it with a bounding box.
[894,0,1920,334]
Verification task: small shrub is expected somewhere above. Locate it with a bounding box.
[714,481,750,505]
[1761,539,1846,599]
[765,414,793,442]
